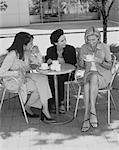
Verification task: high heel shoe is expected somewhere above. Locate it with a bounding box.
[25,110,39,118]
[24,105,39,118]
[41,111,56,123]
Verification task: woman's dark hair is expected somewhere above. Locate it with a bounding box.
[7,32,33,59]
[50,29,64,45]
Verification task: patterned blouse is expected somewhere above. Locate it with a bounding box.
[79,42,112,86]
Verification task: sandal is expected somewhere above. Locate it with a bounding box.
[90,112,98,128]
[81,119,90,132]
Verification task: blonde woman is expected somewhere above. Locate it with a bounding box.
[79,27,112,132]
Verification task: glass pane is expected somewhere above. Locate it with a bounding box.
[29,0,42,23]
[42,0,59,23]
[60,0,99,21]
[28,0,99,24]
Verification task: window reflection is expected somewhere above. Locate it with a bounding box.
[29,0,100,23]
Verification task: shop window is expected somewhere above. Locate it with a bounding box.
[28,0,100,23]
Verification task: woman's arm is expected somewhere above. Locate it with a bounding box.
[35,52,43,65]
[100,60,112,70]
[0,51,18,77]
[77,46,85,69]
[45,47,56,65]
[99,44,112,70]
[64,46,77,66]
[29,50,43,65]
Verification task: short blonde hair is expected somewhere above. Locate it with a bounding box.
[84,26,101,43]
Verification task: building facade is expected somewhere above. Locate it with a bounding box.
[0,0,118,27]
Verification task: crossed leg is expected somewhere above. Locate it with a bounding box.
[81,74,99,132]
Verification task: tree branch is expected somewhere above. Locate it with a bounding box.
[107,0,115,17]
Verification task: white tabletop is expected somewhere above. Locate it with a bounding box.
[36,63,75,76]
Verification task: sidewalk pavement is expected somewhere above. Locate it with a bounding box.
[0,81,119,150]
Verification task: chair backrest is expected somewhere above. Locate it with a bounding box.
[109,54,118,87]
[0,53,7,67]
[111,54,116,74]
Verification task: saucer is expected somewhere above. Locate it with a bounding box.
[83,55,95,62]
[84,59,95,62]
[39,66,49,70]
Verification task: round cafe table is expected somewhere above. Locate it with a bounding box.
[31,63,75,125]
[36,63,75,114]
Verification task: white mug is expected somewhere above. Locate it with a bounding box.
[41,63,48,69]
[52,60,59,65]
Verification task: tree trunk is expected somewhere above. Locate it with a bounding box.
[103,17,108,43]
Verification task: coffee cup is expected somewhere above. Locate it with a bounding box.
[41,63,48,69]
[52,60,59,66]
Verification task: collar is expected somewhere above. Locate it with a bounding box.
[87,42,103,53]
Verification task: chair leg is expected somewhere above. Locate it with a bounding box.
[107,90,111,125]
[64,83,67,109]
[66,82,70,111]
[18,93,29,124]
[110,92,117,110]
[0,88,6,111]
[74,85,81,118]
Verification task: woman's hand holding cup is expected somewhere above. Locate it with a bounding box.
[47,58,52,65]
[58,57,65,64]
[94,57,103,64]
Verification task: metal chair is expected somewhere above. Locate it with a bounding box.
[65,54,118,124]
[0,77,29,124]
[64,69,84,116]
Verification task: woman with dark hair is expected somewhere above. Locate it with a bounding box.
[45,29,77,113]
[0,32,55,122]
[78,27,112,132]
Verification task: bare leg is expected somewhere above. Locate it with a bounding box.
[90,74,98,127]
[42,101,52,118]
[27,73,52,119]
[84,82,90,120]
[81,82,90,132]
[26,91,42,108]
[25,79,42,115]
